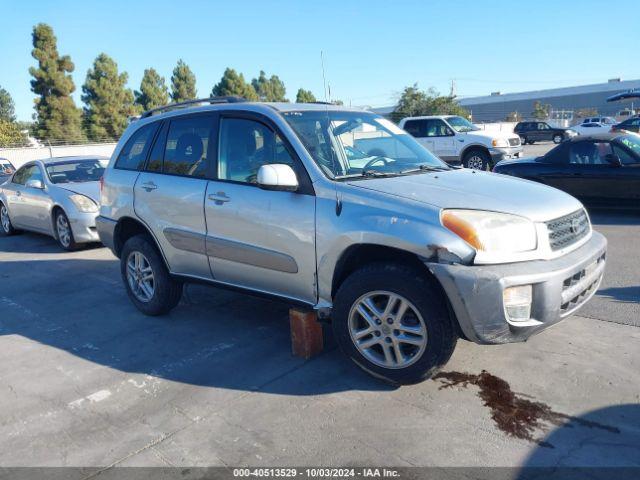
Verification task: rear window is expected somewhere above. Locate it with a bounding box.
[115,123,159,171]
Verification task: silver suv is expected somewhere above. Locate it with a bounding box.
[97,98,607,384]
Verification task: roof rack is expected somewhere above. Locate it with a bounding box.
[139,96,246,119]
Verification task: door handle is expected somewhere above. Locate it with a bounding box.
[208,192,230,205]
[141,181,157,192]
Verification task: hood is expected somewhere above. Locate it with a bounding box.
[346,169,582,222]
[57,181,100,203]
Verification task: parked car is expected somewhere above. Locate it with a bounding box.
[97,99,606,385]
[514,121,577,145]
[578,116,617,126]
[0,156,107,250]
[570,122,611,135]
[398,115,522,170]
[0,158,15,183]
[611,116,640,134]
[493,133,640,208]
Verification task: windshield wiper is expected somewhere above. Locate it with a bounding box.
[401,164,449,174]
[361,169,399,178]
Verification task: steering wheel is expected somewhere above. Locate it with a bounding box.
[362,156,390,171]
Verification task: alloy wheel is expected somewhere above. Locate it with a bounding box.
[126,251,155,303]
[348,291,427,369]
[467,155,485,170]
[56,214,71,247]
[1,205,10,233]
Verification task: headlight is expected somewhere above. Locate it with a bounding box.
[441,209,537,254]
[69,194,98,213]
[491,138,509,148]
[566,129,577,136]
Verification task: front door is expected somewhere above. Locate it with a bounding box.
[133,114,214,279]
[204,114,316,304]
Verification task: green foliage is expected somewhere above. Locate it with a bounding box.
[211,68,258,100]
[251,70,287,102]
[295,88,316,103]
[171,59,197,103]
[135,68,169,111]
[505,111,522,122]
[82,53,137,141]
[0,87,16,122]
[531,101,550,120]
[392,84,468,122]
[0,120,28,147]
[29,23,84,142]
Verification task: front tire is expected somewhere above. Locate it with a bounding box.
[55,210,79,251]
[121,234,183,316]
[0,202,17,236]
[332,263,457,385]
[462,149,491,171]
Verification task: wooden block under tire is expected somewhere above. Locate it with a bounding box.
[289,308,323,359]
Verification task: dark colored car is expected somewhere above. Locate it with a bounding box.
[493,133,640,208]
[514,121,575,145]
[611,116,640,134]
[0,158,15,183]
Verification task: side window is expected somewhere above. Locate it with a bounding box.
[613,145,639,165]
[115,123,159,171]
[24,165,43,184]
[146,122,169,173]
[424,119,450,137]
[569,142,612,165]
[403,120,426,137]
[12,165,31,185]
[218,118,295,184]
[163,116,213,177]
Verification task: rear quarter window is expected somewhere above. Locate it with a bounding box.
[114,122,159,171]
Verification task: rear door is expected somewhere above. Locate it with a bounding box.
[134,114,214,279]
[403,119,434,153]
[611,140,640,207]
[204,112,316,304]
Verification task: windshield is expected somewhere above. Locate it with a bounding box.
[46,159,106,184]
[619,134,640,155]
[445,116,479,133]
[282,111,448,179]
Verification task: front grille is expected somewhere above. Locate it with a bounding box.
[508,137,521,147]
[546,209,590,251]
[560,253,606,314]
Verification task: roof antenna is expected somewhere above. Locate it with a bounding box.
[321,51,330,103]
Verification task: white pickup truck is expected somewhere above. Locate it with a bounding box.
[398,115,523,170]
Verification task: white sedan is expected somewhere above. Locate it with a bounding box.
[570,122,612,135]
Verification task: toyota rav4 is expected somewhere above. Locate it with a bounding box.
[97,98,606,384]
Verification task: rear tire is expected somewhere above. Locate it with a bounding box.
[55,210,79,251]
[462,149,491,171]
[553,133,564,144]
[332,263,457,385]
[120,234,183,316]
[0,202,17,236]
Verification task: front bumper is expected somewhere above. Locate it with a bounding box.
[68,211,100,243]
[427,231,607,344]
[490,146,524,163]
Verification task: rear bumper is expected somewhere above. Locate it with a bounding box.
[427,231,607,344]
[96,215,118,255]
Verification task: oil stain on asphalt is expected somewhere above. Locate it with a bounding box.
[433,370,620,448]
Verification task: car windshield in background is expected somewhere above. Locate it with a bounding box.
[45,160,106,184]
[0,161,14,174]
[282,111,448,179]
[619,134,640,155]
[446,116,479,133]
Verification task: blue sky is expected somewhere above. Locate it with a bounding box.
[2,0,637,121]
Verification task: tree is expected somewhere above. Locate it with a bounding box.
[0,120,28,147]
[295,88,316,103]
[531,101,550,120]
[171,59,197,103]
[135,68,169,111]
[82,53,137,141]
[211,68,258,100]
[392,84,468,122]
[505,111,522,122]
[29,23,84,142]
[0,87,16,122]
[251,70,287,102]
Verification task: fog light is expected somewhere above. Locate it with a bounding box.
[503,285,532,322]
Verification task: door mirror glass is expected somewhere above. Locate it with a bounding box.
[25,179,44,189]
[257,164,299,192]
[604,154,622,167]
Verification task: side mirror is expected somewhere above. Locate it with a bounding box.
[604,154,622,167]
[25,179,44,189]
[445,128,455,136]
[257,164,299,192]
